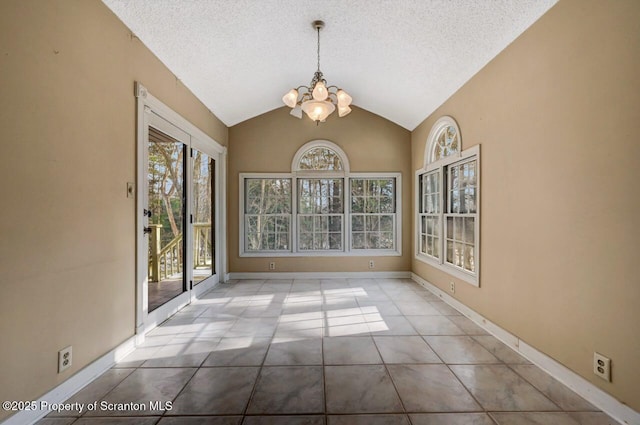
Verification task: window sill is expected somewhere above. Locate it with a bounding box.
[414,253,479,287]
[240,249,402,258]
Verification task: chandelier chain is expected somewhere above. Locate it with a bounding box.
[317,26,320,73]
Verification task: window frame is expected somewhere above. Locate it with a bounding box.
[415,144,480,286]
[239,141,402,257]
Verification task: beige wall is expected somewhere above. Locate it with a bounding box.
[411,0,640,411]
[0,0,227,419]
[228,106,411,273]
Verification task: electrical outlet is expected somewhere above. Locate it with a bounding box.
[368,260,375,269]
[450,282,455,293]
[593,352,611,381]
[269,262,276,270]
[58,346,72,373]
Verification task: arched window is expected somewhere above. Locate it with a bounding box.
[240,140,400,256]
[292,140,349,173]
[426,116,461,164]
[416,116,480,287]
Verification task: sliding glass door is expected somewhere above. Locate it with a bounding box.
[146,127,187,312]
[192,149,215,285]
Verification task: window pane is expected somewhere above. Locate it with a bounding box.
[352,179,364,196]
[366,233,380,248]
[464,244,475,272]
[277,233,289,250]
[432,216,440,236]
[454,217,464,241]
[299,179,344,214]
[380,196,394,213]
[468,161,476,186]
[246,178,291,214]
[380,232,393,249]
[380,215,394,232]
[299,232,313,250]
[446,240,454,264]
[451,166,460,190]
[352,196,364,213]
[450,190,460,213]
[366,216,379,231]
[464,217,475,244]
[353,232,365,249]
[421,235,427,254]
[365,197,379,213]
[329,216,341,232]
[454,242,463,267]
[329,233,342,250]
[352,215,364,232]
[465,188,476,213]
[433,236,440,258]
[300,216,313,232]
[446,217,454,239]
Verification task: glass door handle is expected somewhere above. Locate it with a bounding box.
[144,209,152,218]
[143,227,152,235]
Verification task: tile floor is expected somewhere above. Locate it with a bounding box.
[39,278,618,425]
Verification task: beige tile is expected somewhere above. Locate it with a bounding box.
[247,366,324,414]
[158,417,242,425]
[424,336,500,363]
[451,365,561,411]
[490,412,580,425]
[47,368,134,416]
[323,336,382,364]
[85,368,196,416]
[387,364,481,412]
[243,417,324,425]
[409,413,495,425]
[567,412,620,425]
[510,364,597,411]
[328,415,410,425]
[406,316,465,336]
[447,316,490,335]
[168,367,259,415]
[325,365,403,413]
[373,336,441,363]
[472,335,530,364]
[201,337,270,366]
[265,338,323,365]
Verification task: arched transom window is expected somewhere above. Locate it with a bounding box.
[297,147,344,171]
[426,116,461,164]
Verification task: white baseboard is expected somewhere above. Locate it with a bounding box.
[411,273,639,425]
[229,271,411,280]
[1,336,136,425]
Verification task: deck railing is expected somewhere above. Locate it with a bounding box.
[148,223,212,282]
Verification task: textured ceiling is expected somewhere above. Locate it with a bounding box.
[102,0,557,130]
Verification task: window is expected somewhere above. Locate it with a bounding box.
[244,178,291,252]
[416,117,480,286]
[298,178,344,250]
[240,140,401,256]
[351,178,396,250]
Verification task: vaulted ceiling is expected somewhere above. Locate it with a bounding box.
[102,0,557,130]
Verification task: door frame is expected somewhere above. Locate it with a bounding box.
[135,82,227,340]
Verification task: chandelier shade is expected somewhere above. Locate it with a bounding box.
[302,99,335,122]
[282,20,352,123]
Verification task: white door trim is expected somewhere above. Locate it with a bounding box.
[134,82,227,338]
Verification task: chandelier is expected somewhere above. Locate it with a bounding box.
[282,20,352,123]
